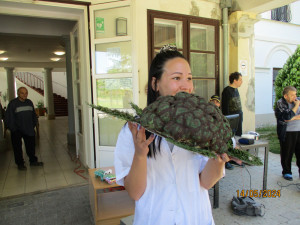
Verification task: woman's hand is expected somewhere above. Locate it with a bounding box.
[128,122,155,157]
[125,122,155,201]
[219,153,230,162]
[219,153,243,165]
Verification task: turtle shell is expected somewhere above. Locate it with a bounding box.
[139,92,232,154]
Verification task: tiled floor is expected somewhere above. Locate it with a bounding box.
[0,116,88,198]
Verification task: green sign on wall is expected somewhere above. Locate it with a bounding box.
[96,17,104,33]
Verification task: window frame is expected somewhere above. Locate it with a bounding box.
[147,10,220,96]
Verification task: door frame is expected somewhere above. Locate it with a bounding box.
[89,0,135,168]
[0,0,94,168]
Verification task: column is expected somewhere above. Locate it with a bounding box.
[0,102,4,143]
[5,67,15,101]
[63,35,76,145]
[229,11,258,132]
[43,68,55,120]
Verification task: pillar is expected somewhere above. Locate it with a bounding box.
[5,67,15,101]
[63,35,76,145]
[0,103,4,143]
[43,68,55,120]
[229,11,258,132]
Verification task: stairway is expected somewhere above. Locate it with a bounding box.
[31,87,68,117]
[15,72,68,117]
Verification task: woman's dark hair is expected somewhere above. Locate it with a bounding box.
[146,46,186,157]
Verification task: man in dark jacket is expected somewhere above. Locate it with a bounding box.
[275,86,300,181]
[221,72,243,136]
[222,72,243,170]
[5,87,43,170]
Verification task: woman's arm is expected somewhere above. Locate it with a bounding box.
[199,154,228,190]
[124,122,154,201]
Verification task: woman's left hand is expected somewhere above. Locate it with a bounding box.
[219,153,230,162]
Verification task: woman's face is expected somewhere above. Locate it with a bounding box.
[152,57,194,96]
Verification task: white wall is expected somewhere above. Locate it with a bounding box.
[255,68,272,114]
[260,0,300,25]
[15,71,67,99]
[290,1,300,24]
[254,1,300,127]
[0,71,44,108]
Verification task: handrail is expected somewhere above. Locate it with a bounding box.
[15,72,44,90]
[14,72,68,99]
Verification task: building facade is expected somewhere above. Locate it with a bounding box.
[0,0,296,168]
[255,1,300,127]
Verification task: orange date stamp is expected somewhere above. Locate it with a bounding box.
[236,189,281,198]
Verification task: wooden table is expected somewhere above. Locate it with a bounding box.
[88,167,135,225]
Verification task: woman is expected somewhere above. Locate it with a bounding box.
[114,46,229,225]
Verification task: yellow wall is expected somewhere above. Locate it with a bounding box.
[229,11,258,132]
[133,0,221,108]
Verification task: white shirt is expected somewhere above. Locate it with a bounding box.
[114,124,216,225]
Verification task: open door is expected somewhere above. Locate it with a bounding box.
[70,23,84,159]
[89,1,135,168]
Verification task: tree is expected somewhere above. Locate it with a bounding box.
[274,45,300,109]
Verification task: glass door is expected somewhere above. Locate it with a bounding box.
[90,1,134,167]
[70,23,84,158]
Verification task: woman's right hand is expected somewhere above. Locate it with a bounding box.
[128,122,155,157]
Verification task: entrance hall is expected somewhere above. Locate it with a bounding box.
[0,116,88,198]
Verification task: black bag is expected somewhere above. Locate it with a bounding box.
[231,196,265,216]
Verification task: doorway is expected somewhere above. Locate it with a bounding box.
[0,0,93,197]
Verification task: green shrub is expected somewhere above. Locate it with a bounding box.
[274,45,300,109]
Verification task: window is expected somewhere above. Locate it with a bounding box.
[271,5,291,23]
[148,10,219,100]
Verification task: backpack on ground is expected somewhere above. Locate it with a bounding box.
[231,196,265,216]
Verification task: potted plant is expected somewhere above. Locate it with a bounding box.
[35,100,46,116]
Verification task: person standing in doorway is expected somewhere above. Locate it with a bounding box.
[275,86,300,181]
[5,87,43,170]
[221,72,243,170]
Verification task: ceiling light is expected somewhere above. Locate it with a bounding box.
[54,51,65,56]
[50,58,61,61]
[0,50,5,54]
[0,57,8,61]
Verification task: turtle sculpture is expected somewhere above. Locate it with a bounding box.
[90,92,262,165]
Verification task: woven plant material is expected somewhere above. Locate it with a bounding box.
[90,92,263,165]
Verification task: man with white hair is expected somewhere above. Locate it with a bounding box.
[275,86,300,181]
[5,87,43,170]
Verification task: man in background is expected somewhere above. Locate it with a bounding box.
[5,87,43,170]
[209,95,221,108]
[275,86,300,181]
[221,72,243,136]
[221,72,243,170]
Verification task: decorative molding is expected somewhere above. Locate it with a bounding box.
[255,35,300,46]
[264,45,293,67]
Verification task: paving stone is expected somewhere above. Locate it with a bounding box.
[0,184,93,225]
[1,150,300,225]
